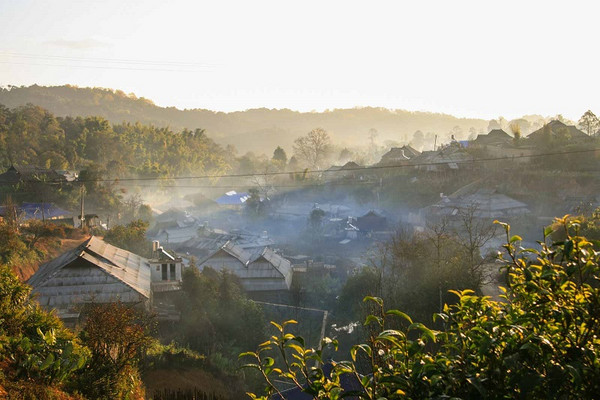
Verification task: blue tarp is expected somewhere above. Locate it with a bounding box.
[215,191,250,205]
[0,203,72,220]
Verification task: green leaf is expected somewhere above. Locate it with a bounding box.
[363,296,383,306]
[262,357,275,368]
[408,323,436,343]
[385,309,413,324]
[40,353,54,371]
[270,321,283,332]
[350,344,372,361]
[364,314,383,327]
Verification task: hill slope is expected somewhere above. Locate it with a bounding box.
[0,85,492,153]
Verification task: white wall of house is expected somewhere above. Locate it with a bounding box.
[149,261,183,282]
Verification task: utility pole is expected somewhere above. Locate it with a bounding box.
[79,184,85,229]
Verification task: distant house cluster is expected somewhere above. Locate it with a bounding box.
[0,165,77,185]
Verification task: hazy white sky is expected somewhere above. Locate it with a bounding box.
[0,0,598,120]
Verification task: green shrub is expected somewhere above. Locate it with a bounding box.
[242,216,600,399]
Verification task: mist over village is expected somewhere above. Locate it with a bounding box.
[1,1,600,399]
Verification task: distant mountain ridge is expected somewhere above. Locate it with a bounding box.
[0,85,496,153]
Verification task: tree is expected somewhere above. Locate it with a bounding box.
[77,302,152,399]
[509,121,521,142]
[293,128,332,170]
[308,207,325,230]
[410,130,424,149]
[0,265,89,398]
[103,219,150,257]
[578,110,600,136]
[272,146,287,165]
[243,217,600,399]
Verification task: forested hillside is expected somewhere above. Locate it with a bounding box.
[0,85,495,152]
[0,103,228,176]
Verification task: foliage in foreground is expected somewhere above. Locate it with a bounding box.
[0,265,89,399]
[242,216,600,399]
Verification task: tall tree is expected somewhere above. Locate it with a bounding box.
[578,110,600,136]
[293,128,332,169]
[272,146,287,164]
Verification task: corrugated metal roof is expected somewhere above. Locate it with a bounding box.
[29,236,151,299]
[198,242,293,290]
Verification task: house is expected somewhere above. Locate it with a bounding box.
[149,208,200,247]
[527,120,589,142]
[473,129,513,146]
[148,241,184,293]
[0,165,68,185]
[410,146,474,171]
[28,236,185,323]
[323,161,363,181]
[28,236,153,321]
[197,241,293,292]
[178,226,274,259]
[423,186,529,221]
[356,210,388,232]
[378,145,421,165]
[470,129,535,163]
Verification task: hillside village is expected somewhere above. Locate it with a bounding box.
[3,0,600,396]
[2,116,597,313]
[1,101,599,399]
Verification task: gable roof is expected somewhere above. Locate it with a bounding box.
[28,236,151,298]
[199,240,252,266]
[253,247,293,279]
[340,161,362,170]
[474,129,512,145]
[380,145,421,163]
[527,120,588,141]
[426,186,529,219]
[199,241,292,278]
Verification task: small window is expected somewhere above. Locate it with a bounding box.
[170,264,176,280]
[156,265,160,271]
[161,264,168,280]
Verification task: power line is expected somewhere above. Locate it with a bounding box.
[0,52,213,67]
[0,147,598,187]
[0,61,206,73]
[62,147,600,183]
[0,52,214,72]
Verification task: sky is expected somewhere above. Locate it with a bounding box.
[0,0,598,120]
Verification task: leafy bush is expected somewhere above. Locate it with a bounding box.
[242,216,600,399]
[0,265,89,399]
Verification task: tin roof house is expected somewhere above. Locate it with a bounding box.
[423,186,529,221]
[28,237,152,320]
[197,241,293,292]
[378,145,421,165]
[28,237,185,322]
[527,120,590,142]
